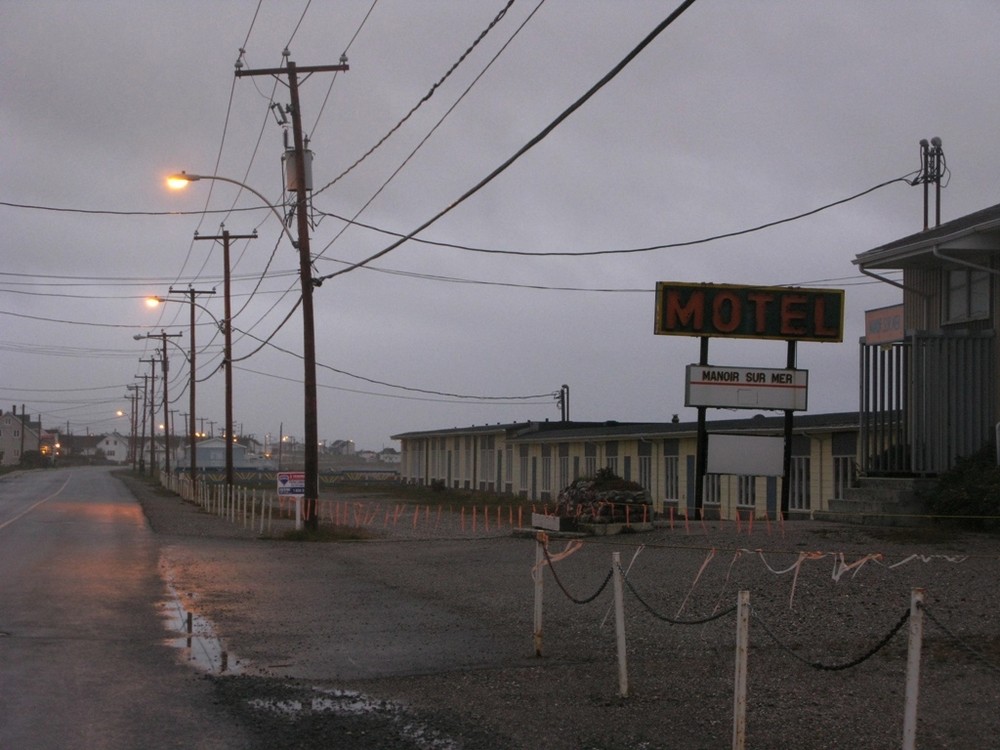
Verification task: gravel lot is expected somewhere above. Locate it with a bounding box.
[122,473,1000,749]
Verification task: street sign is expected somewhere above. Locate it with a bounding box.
[686,364,808,411]
[276,471,306,496]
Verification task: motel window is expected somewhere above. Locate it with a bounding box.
[519,445,529,491]
[541,445,552,496]
[505,445,513,485]
[584,443,597,478]
[479,435,495,489]
[558,444,569,492]
[704,475,721,505]
[832,432,857,501]
[833,456,856,500]
[664,456,680,500]
[737,476,756,507]
[638,441,653,493]
[605,441,619,475]
[945,268,990,324]
[789,457,811,511]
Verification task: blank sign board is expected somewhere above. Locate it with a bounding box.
[707,433,785,476]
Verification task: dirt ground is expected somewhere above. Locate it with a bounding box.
[124,473,1000,749]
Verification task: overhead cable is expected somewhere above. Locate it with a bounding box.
[312,0,699,286]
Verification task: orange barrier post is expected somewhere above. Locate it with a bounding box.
[472,506,477,533]
[669,506,674,530]
[461,506,466,532]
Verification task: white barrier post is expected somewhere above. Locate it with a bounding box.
[732,590,750,750]
[902,588,925,750]
[533,533,544,657]
[612,551,629,698]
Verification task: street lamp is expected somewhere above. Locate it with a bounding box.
[167,171,322,529]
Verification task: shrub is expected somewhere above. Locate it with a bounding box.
[924,445,1000,529]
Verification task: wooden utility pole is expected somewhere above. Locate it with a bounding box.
[139,359,158,475]
[168,286,215,481]
[140,331,182,475]
[235,57,348,530]
[193,230,254,489]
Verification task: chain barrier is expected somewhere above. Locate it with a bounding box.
[617,564,737,625]
[921,603,1000,675]
[751,606,910,672]
[540,540,613,605]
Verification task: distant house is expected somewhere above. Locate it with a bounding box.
[174,437,271,472]
[0,410,40,467]
[854,202,999,475]
[96,433,130,464]
[378,447,401,464]
[61,434,105,461]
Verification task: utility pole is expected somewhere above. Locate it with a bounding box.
[126,385,140,468]
[140,360,158,475]
[140,331,182,476]
[169,285,215,481]
[236,56,349,530]
[194,230,254,490]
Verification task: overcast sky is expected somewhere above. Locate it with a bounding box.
[3,1,999,452]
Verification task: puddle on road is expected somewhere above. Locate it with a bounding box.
[248,687,461,750]
[159,582,244,675]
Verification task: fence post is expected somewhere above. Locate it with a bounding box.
[612,551,629,698]
[732,590,750,750]
[902,588,925,750]
[533,533,544,657]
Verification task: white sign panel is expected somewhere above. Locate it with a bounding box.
[707,434,785,476]
[685,365,808,411]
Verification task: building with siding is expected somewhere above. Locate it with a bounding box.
[854,201,999,475]
[393,412,858,520]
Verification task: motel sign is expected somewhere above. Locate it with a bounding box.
[655,282,845,342]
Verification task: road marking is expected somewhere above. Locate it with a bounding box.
[0,476,71,531]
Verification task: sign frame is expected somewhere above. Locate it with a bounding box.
[655,281,845,342]
[685,364,808,411]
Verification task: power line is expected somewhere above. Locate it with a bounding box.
[312,0,518,197]
[312,0,699,286]
[235,364,555,406]
[234,325,556,401]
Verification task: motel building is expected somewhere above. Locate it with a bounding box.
[393,411,859,522]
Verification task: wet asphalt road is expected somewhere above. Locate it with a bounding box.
[0,467,247,750]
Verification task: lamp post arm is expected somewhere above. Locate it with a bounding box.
[171,173,297,248]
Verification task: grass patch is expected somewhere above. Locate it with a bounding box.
[277,524,377,542]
